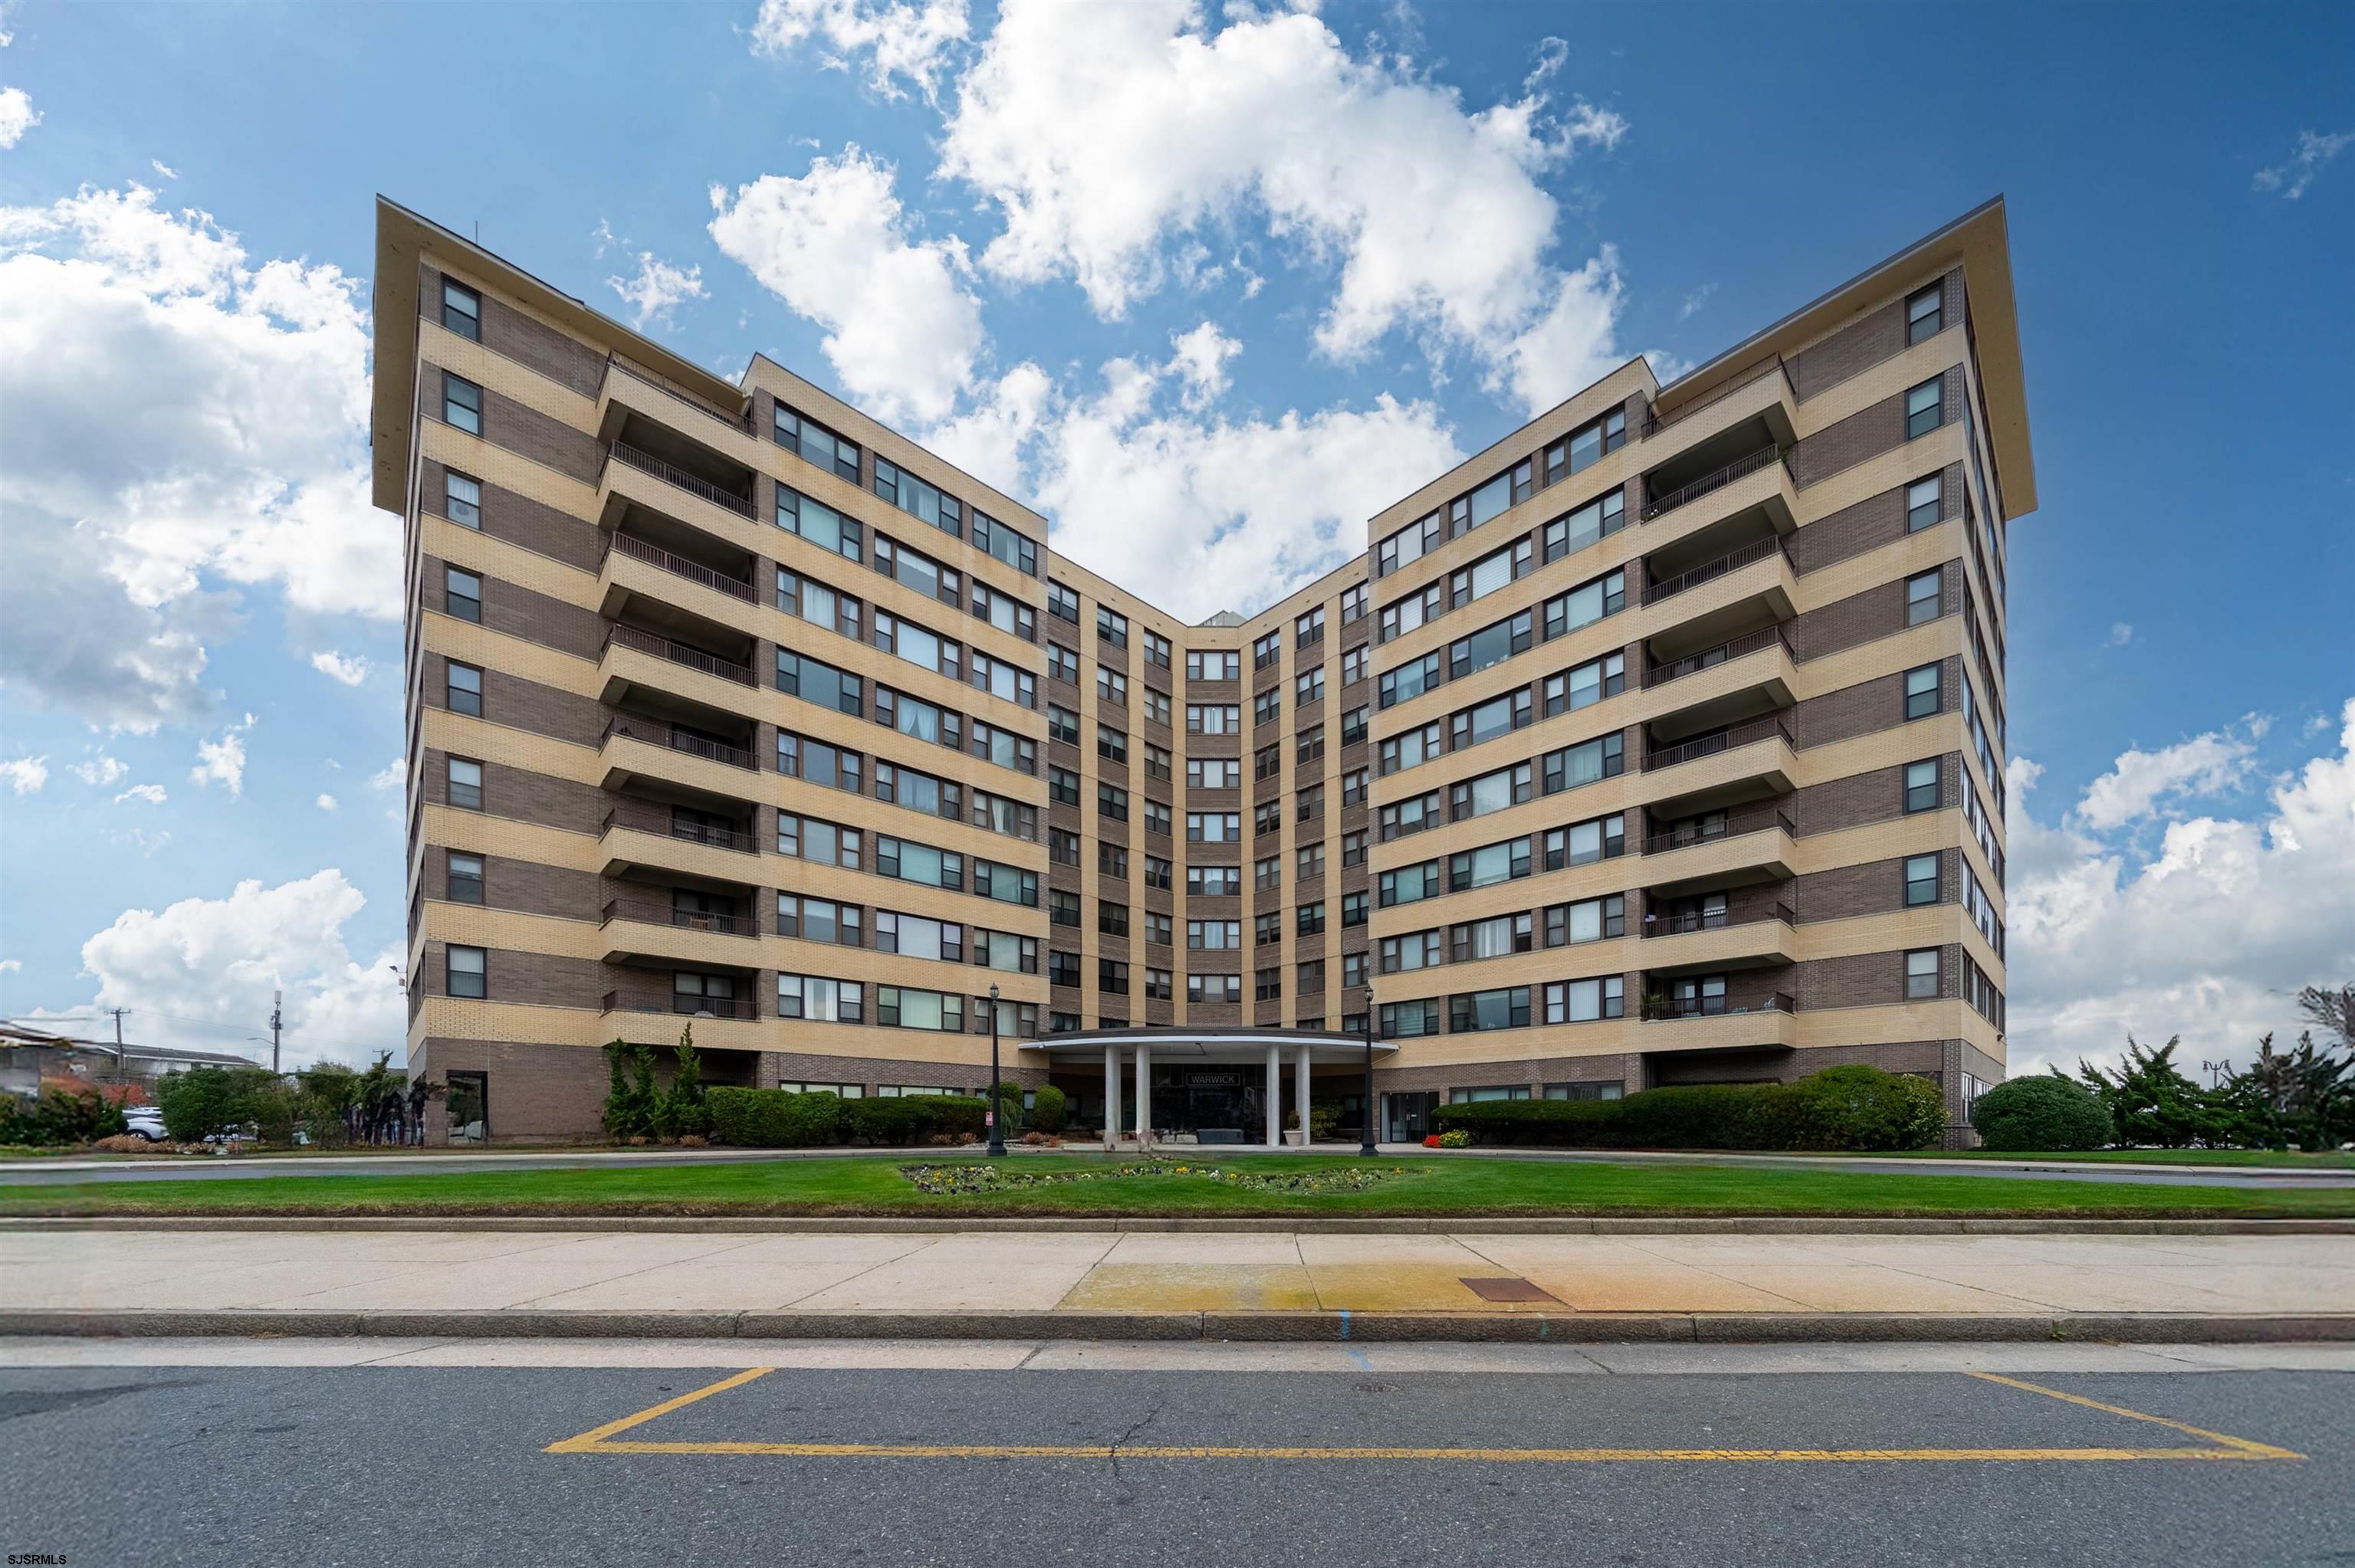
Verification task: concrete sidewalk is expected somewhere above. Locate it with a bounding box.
[5,1226,2350,1343]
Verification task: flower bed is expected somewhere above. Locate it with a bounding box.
[899,1160,1416,1196]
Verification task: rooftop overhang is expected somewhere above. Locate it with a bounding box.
[1652,195,2038,521]
[369,195,744,517]
[1023,1028,1398,1066]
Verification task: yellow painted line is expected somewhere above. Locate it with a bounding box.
[1962,1371,2306,1460]
[563,1440,2278,1463]
[544,1367,775,1454]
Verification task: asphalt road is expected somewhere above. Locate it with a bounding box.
[4,1143,2350,1188]
[2,1353,2348,1566]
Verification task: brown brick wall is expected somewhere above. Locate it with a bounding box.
[422,848,603,919]
[1787,268,1960,402]
[422,651,606,746]
[423,357,602,483]
[422,553,609,660]
[1792,657,1957,750]
[420,747,608,832]
[420,456,604,570]
[413,1036,610,1143]
[1790,755,1959,835]
[1786,368,1962,491]
[1792,848,1959,923]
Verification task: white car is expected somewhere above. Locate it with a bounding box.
[122,1106,168,1142]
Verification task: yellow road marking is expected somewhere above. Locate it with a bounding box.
[542,1366,2305,1464]
[1962,1372,2306,1460]
[544,1367,775,1454]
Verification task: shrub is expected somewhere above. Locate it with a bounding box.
[1308,1106,1341,1142]
[1430,1097,1622,1147]
[153,1065,286,1143]
[0,1087,128,1146]
[707,1086,846,1148]
[1781,1065,1946,1151]
[986,1081,1027,1137]
[653,1027,710,1140]
[1430,1067,1949,1152]
[1972,1075,2115,1152]
[1437,1128,1472,1149]
[843,1094,985,1146]
[1028,1084,1068,1133]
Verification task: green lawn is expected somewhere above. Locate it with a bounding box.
[5,1153,2352,1219]
[1831,1147,2355,1169]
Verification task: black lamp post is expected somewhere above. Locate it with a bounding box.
[1359,983,1381,1156]
[986,982,1007,1156]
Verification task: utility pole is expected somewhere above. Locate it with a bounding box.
[106,1007,129,1082]
[271,990,283,1076]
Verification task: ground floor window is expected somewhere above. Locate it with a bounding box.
[778,1081,863,1097]
[1542,1081,1623,1101]
[877,1084,963,1097]
[1448,1084,1531,1103]
[445,1071,488,1144]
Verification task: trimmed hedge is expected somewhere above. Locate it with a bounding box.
[1430,1067,1946,1152]
[706,1087,987,1148]
[1970,1074,2115,1152]
[1028,1084,1069,1133]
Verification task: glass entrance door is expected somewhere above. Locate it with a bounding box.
[1384,1091,1437,1141]
[445,1071,488,1145]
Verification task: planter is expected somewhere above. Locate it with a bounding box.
[1282,1129,1306,1146]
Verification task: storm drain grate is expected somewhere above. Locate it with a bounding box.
[1458,1276,1562,1304]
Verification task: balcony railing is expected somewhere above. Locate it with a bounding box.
[600,989,760,1021]
[607,533,757,605]
[600,806,760,855]
[1642,714,1796,774]
[606,624,755,687]
[1644,537,1791,608]
[1641,991,1797,1022]
[600,353,754,438]
[1641,443,1787,522]
[1641,809,1796,858]
[1642,625,1796,690]
[1642,355,1792,439]
[599,715,759,772]
[600,898,757,937]
[1641,901,1796,937]
[602,439,756,520]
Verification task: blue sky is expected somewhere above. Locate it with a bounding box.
[0,0,2348,1074]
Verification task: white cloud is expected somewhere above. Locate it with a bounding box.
[710,149,986,425]
[2253,129,2353,200]
[2106,622,2133,648]
[315,792,338,812]
[367,756,406,792]
[0,959,20,975]
[0,85,37,149]
[934,2,1631,400]
[2005,698,2355,1080]
[750,0,970,103]
[149,159,180,181]
[309,649,370,687]
[74,869,406,1069]
[1677,283,1716,321]
[1488,246,1639,417]
[1166,320,1241,410]
[69,754,128,787]
[606,249,707,330]
[2074,725,2261,832]
[0,185,392,733]
[115,782,167,805]
[189,713,254,796]
[1,755,47,794]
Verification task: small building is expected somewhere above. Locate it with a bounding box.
[0,1024,263,1100]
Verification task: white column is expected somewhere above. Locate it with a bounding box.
[1134,1045,1151,1149]
[1103,1045,1121,1153]
[1293,1045,1312,1148]
[1264,1044,1281,1147]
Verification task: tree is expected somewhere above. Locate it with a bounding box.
[295,1062,363,1147]
[600,1038,662,1140]
[154,1064,288,1143]
[2218,1031,2355,1152]
[1027,1083,1068,1134]
[1972,1075,2114,1151]
[988,1081,1026,1137]
[2074,1035,2225,1148]
[2295,984,2353,1054]
[654,1025,709,1139]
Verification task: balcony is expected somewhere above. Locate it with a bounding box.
[1643,989,1795,1022]
[1642,443,1789,523]
[600,624,756,713]
[1641,806,1798,879]
[1642,355,1796,444]
[599,805,761,880]
[1637,904,1797,973]
[599,714,760,795]
[1637,990,1799,1052]
[600,438,755,521]
[1644,713,1795,774]
[598,896,759,966]
[600,533,759,623]
[596,353,753,443]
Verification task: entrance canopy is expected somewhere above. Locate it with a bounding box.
[1022,1028,1398,1149]
[1020,1025,1396,1067]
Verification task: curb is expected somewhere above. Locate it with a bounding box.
[3,1215,2350,1235]
[3,1307,2349,1345]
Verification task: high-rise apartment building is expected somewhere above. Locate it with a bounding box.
[373,195,2030,1146]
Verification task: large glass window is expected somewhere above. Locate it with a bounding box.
[1907,283,1943,345]
[1907,948,1941,999]
[1907,474,1942,532]
[1905,663,1942,720]
[441,280,481,340]
[1905,759,1940,813]
[445,661,481,717]
[1905,376,1944,439]
[446,757,481,811]
[1905,854,1940,907]
[442,373,481,435]
[777,487,861,562]
[445,944,486,999]
[774,406,861,483]
[1907,569,1942,625]
[444,471,481,528]
[445,567,481,624]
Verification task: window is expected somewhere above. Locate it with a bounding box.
[444,567,481,624]
[1342,891,1368,927]
[1295,784,1324,821]
[774,405,862,484]
[781,896,864,948]
[1098,724,1128,765]
[1296,901,1326,937]
[1299,959,1327,993]
[1543,408,1627,484]
[1186,811,1240,843]
[1905,759,1940,814]
[1905,663,1942,720]
[1545,894,1624,947]
[1099,959,1130,996]
[1341,582,1368,624]
[445,661,482,717]
[1254,689,1281,727]
[1099,901,1129,937]
[1542,568,1627,641]
[1049,950,1081,989]
[1253,630,1282,671]
[1449,688,1532,752]
[1187,650,1240,682]
[1047,829,1080,868]
[1295,665,1325,704]
[1187,920,1241,950]
[1046,705,1079,747]
[1296,842,1325,881]
[1145,910,1173,944]
[1341,645,1368,687]
[1905,376,1944,440]
[446,756,482,811]
[1547,652,1625,717]
[445,944,486,999]
[1341,767,1369,808]
[1296,605,1325,645]
[971,513,1036,576]
[1907,282,1943,346]
[1907,569,1942,626]
[1380,722,1442,777]
[1187,973,1243,1005]
[1048,582,1079,622]
[1253,743,1281,782]
[1543,976,1623,1024]
[1144,800,1172,836]
[1545,812,1625,869]
[1541,490,1626,564]
[1296,726,1325,766]
[1145,743,1172,781]
[1907,948,1941,1000]
[1141,629,1171,670]
[446,851,483,905]
[1340,705,1368,748]
[1450,986,1531,1033]
[1255,967,1282,1002]
[1047,767,1079,807]
[1189,757,1241,789]
[442,372,481,435]
[1340,829,1367,868]
[777,651,864,717]
[1187,703,1239,734]
[878,986,964,1033]
[441,279,481,340]
[1907,474,1942,532]
[443,471,481,528]
[1097,782,1129,822]
[1189,864,1241,897]
[1046,643,1079,684]
[1144,689,1173,727]
[1095,606,1128,649]
[1905,853,1940,907]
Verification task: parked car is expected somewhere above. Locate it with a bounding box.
[122,1106,167,1143]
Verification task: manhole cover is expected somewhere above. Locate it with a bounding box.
[1459,1276,1561,1304]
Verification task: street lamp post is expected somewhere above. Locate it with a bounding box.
[1359,983,1380,1156]
[986,982,1007,1157]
